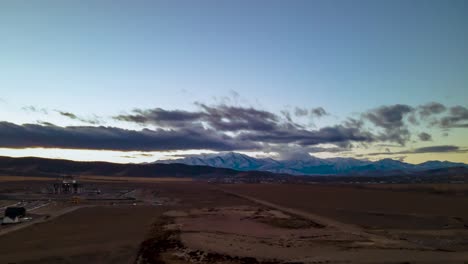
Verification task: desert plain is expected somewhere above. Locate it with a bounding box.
[0,177,468,264]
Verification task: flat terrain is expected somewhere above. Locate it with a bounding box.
[0,206,164,264]
[221,184,468,229]
[1,179,468,263]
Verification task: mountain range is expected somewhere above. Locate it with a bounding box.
[156,152,468,176]
[0,155,467,184]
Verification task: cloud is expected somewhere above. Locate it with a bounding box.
[438,106,468,128]
[237,124,374,146]
[1,103,377,152]
[116,104,282,133]
[363,104,413,129]
[418,132,432,141]
[418,102,446,118]
[3,101,466,158]
[310,107,328,117]
[120,153,155,159]
[293,107,327,118]
[410,145,464,153]
[362,104,414,145]
[365,145,467,156]
[22,106,48,114]
[294,107,308,117]
[56,110,101,125]
[198,104,282,132]
[0,121,257,151]
[114,104,387,149]
[280,110,293,122]
[114,108,205,128]
[57,111,78,119]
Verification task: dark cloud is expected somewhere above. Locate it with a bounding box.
[0,121,257,151]
[115,104,373,148]
[22,106,48,114]
[418,102,446,118]
[438,106,468,128]
[363,104,413,129]
[310,107,328,117]
[37,121,55,126]
[198,104,281,132]
[294,107,308,117]
[238,124,374,146]
[410,145,464,153]
[418,132,432,141]
[114,108,205,128]
[1,103,378,152]
[116,104,282,133]
[407,113,419,125]
[57,111,78,119]
[363,104,414,145]
[4,102,466,156]
[365,145,467,156]
[120,153,155,159]
[56,110,101,125]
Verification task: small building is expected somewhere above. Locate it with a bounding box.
[2,207,26,224]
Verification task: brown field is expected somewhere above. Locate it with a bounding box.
[221,184,468,222]
[0,175,193,183]
[0,206,165,263]
[1,180,468,263]
[0,176,56,182]
[79,175,194,183]
[361,183,468,195]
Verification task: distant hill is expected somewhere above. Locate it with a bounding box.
[156,152,468,176]
[0,155,467,183]
[0,156,246,178]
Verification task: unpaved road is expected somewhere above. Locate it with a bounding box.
[218,187,409,246]
[0,205,92,237]
[218,187,468,263]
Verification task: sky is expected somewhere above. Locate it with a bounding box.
[0,0,467,163]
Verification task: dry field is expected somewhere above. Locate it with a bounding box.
[0,181,252,264]
[0,176,55,182]
[361,183,468,195]
[79,175,194,183]
[0,175,193,183]
[1,180,468,263]
[0,206,165,264]
[221,184,468,228]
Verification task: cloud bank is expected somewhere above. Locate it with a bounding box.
[0,102,466,157]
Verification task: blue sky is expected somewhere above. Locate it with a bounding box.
[0,0,467,163]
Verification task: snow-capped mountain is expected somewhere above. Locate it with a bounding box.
[156,152,468,176]
[157,152,270,171]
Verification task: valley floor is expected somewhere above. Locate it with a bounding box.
[0,180,468,263]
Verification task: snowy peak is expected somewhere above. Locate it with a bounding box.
[156,152,467,176]
[160,152,268,171]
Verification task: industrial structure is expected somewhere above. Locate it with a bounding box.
[53,176,83,194]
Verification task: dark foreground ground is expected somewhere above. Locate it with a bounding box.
[1,179,468,264]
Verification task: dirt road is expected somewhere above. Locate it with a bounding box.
[0,205,92,237]
[215,187,468,264]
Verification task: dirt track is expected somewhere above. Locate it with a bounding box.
[212,185,468,263]
[0,205,91,237]
[218,188,414,248]
[2,181,468,264]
